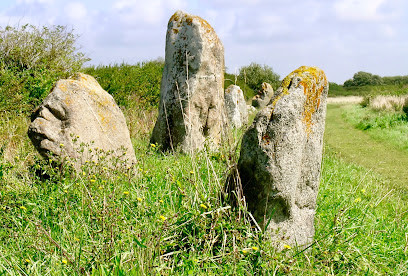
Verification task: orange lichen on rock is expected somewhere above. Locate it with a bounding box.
[279,66,327,135]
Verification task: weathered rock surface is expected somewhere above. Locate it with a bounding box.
[252,82,274,109]
[150,10,225,152]
[237,66,328,249]
[224,85,248,128]
[28,73,136,167]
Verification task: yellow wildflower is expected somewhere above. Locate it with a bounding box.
[62,259,68,264]
[20,206,27,211]
[25,259,31,263]
[150,143,156,148]
[200,204,207,209]
[361,189,366,194]
[90,179,96,183]
[137,197,143,202]
[354,197,362,203]
[123,191,130,195]
[60,143,64,147]
[159,200,164,203]
[283,244,291,250]
[252,246,259,251]
[159,215,167,221]
[242,249,248,254]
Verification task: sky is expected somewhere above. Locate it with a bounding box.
[0,0,407,84]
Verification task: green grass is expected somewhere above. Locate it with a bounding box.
[1,104,407,275]
[324,104,408,192]
[328,84,408,97]
[341,104,408,152]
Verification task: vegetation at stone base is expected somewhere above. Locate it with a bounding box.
[1,103,407,275]
[84,61,164,109]
[0,24,89,113]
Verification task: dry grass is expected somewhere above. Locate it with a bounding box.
[369,95,408,111]
[327,96,363,104]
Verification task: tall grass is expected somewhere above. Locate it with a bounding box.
[342,104,408,152]
[1,102,407,274]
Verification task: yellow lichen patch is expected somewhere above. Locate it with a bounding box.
[169,11,216,38]
[276,66,327,135]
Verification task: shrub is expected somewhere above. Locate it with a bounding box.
[84,60,164,108]
[237,63,280,92]
[403,98,408,116]
[0,24,89,113]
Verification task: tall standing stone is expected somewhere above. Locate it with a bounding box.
[237,66,328,249]
[224,85,248,128]
[28,73,136,167]
[150,10,225,152]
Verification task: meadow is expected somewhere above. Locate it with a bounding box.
[1,24,407,275]
[0,62,407,275]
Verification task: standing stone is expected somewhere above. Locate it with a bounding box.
[150,10,225,152]
[224,85,248,128]
[252,82,274,109]
[237,66,328,249]
[28,73,136,167]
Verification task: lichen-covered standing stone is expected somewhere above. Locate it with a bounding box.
[237,66,328,249]
[28,73,136,167]
[150,10,225,152]
[252,82,274,109]
[224,85,248,128]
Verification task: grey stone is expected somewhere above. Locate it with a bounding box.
[252,82,274,109]
[224,85,248,128]
[150,10,226,152]
[28,73,136,167]
[237,66,329,249]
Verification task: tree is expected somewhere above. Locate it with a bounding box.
[343,71,383,87]
[238,63,280,91]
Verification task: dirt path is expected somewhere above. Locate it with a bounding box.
[324,104,408,192]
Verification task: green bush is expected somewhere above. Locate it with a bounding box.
[0,24,89,113]
[84,60,164,108]
[237,63,280,92]
[403,98,408,116]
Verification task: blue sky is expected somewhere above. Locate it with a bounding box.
[0,0,407,83]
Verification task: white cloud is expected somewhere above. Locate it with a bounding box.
[16,0,54,4]
[113,0,187,26]
[64,2,87,21]
[334,0,387,21]
[380,24,396,38]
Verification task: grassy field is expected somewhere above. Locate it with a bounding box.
[324,104,408,193]
[1,99,407,275]
[328,83,408,97]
